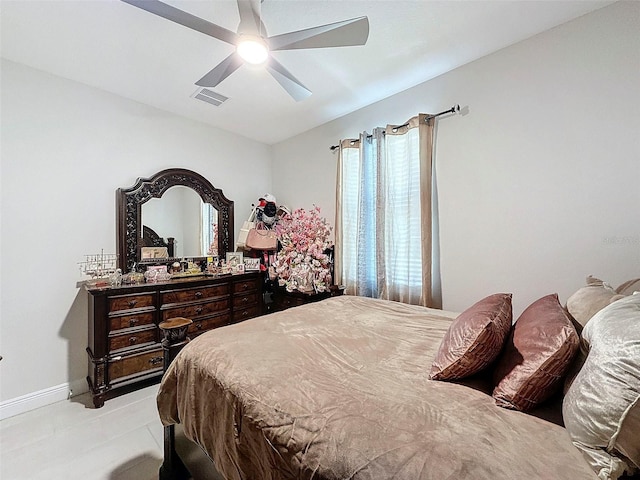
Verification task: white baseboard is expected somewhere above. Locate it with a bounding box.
[0,379,88,421]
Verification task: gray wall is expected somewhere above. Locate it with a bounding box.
[0,61,272,410]
[272,1,640,315]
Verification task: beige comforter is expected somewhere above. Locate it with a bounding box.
[157,295,597,480]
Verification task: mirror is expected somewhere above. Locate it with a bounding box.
[142,186,218,258]
[116,169,234,272]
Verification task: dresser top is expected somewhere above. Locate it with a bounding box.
[85,271,260,296]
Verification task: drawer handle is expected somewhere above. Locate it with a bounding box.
[241,296,249,303]
[240,283,249,290]
[195,306,203,315]
[241,311,249,317]
[196,322,203,330]
[128,300,137,308]
[129,318,139,327]
[128,336,138,345]
[194,291,203,298]
[149,356,163,366]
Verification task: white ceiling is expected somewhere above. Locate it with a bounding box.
[1,0,614,144]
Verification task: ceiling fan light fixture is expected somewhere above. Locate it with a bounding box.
[121,0,370,99]
[236,36,269,65]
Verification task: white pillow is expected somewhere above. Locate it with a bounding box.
[566,276,619,328]
[562,293,640,480]
[617,278,640,296]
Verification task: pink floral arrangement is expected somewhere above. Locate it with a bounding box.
[274,206,333,293]
[207,223,218,256]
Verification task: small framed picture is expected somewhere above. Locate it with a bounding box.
[234,263,245,274]
[226,251,244,268]
[244,257,261,271]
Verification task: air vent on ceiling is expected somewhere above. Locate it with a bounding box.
[192,88,228,107]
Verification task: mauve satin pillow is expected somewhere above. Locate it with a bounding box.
[492,293,579,411]
[430,293,512,381]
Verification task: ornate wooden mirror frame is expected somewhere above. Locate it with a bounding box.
[116,168,234,272]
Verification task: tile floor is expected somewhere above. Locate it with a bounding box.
[0,384,165,480]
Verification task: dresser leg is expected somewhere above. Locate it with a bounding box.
[86,376,106,408]
[92,393,105,409]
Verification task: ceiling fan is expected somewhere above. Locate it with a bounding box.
[121,0,370,101]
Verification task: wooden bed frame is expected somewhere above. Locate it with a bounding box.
[160,424,225,480]
[158,318,224,480]
[142,225,175,258]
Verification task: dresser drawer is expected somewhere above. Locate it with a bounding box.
[233,304,262,323]
[109,312,155,332]
[161,298,230,322]
[108,328,157,352]
[233,291,261,309]
[233,278,260,294]
[189,314,231,336]
[87,274,265,408]
[109,348,164,382]
[161,284,229,305]
[109,293,155,313]
[271,295,306,312]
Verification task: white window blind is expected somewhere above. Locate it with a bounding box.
[201,202,215,256]
[341,146,361,290]
[340,127,422,300]
[383,128,422,291]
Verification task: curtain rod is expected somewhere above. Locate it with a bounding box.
[329,105,460,151]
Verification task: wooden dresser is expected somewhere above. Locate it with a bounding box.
[86,272,262,407]
[268,284,344,313]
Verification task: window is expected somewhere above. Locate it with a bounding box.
[336,115,434,306]
[201,202,217,256]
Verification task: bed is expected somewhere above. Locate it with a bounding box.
[156,294,620,480]
[142,224,175,258]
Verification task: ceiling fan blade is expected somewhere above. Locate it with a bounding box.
[268,16,369,51]
[265,57,312,102]
[236,0,265,36]
[195,53,244,88]
[121,0,238,45]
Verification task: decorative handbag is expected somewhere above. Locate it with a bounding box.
[246,222,278,251]
[236,208,257,250]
